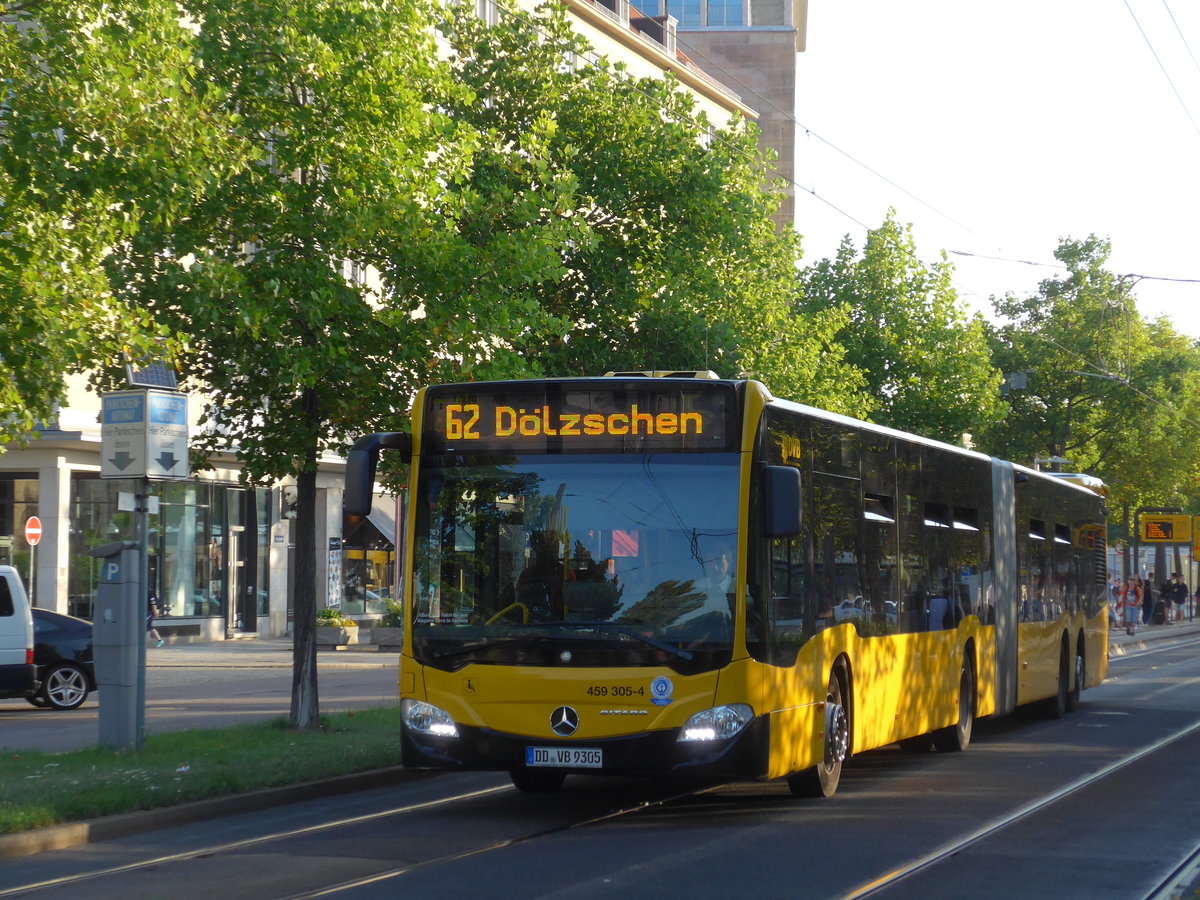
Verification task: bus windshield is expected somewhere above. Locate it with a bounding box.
[411,453,741,674]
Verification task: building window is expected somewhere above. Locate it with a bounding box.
[674,0,702,26]
[0,474,38,574]
[706,0,744,25]
[67,476,268,623]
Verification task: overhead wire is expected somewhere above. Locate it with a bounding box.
[1161,0,1200,79]
[1124,0,1200,138]
[478,0,1198,307]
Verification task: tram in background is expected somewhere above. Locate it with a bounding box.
[345,372,1108,796]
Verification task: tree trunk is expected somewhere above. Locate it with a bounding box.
[290,388,323,729]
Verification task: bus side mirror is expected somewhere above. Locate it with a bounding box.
[763,465,802,537]
[345,432,411,516]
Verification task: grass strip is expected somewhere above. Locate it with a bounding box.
[0,706,401,833]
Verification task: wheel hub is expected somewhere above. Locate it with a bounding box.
[825,702,849,766]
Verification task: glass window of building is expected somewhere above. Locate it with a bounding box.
[674,0,702,26]
[0,474,38,575]
[705,0,744,26]
[68,476,270,625]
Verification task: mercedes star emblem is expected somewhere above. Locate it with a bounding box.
[550,706,580,737]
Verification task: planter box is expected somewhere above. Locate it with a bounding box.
[316,625,359,647]
[372,626,404,650]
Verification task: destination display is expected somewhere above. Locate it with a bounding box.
[423,383,737,453]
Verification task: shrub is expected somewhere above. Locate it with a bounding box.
[316,606,356,627]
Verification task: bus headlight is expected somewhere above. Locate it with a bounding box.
[401,699,459,738]
[677,704,754,742]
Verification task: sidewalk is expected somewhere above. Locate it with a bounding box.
[1107,617,1200,656]
[153,619,1199,665]
[146,633,399,668]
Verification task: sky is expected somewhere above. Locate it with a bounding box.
[792,0,1200,340]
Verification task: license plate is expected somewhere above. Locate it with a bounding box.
[525,746,603,768]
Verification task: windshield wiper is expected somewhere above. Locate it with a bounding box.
[536,621,693,661]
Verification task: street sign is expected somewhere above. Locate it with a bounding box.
[100,390,189,480]
[24,516,42,546]
[1140,514,1192,543]
[146,392,189,479]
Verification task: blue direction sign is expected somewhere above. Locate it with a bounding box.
[100,390,189,480]
[101,392,147,478]
[146,392,188,479]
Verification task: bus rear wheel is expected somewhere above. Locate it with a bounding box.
[932,655,975,753]
[1048,644,1070,719]
[1066,643,1084,712]
[788,666,849,798]
[510,769,567,794]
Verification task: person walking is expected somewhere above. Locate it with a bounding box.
[1141,576,1155,626]
[147,594,165,648]
[1120,577,1142,636]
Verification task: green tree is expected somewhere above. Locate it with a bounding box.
[97,0,559,728]
[433,1,867,414]
[798,211,1004,441]
[0,1,240,445]
[981,236,1200,519]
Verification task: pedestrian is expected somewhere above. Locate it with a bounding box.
[1141,576,1154,625]
[147,594,165,648]
[1119,576,1142,636]
[1170,572,1190,623]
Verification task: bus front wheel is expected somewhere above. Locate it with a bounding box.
[788,665,849,798]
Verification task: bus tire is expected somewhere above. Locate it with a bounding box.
[788,664,850,798]
[510,769,567,794]
[1047,643,1069,719]
[932,654,975,753]
[1066,638,1084,712]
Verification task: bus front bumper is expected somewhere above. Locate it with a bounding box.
[402,716,770,780]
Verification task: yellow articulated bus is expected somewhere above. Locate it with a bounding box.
[344,373,1108,796]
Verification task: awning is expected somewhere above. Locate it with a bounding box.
[367,495,397,547]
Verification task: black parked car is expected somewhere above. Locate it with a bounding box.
[29,608,95,710]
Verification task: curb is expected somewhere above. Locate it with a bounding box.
[0,766,423,859]
[1108,623,1200,657]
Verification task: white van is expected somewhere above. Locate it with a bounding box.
[0,566,37,699]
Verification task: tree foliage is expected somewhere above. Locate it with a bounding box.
[0,1,240,444]
[433,2,867,414]
[797,211,1004,441]
[980,236,1200,516]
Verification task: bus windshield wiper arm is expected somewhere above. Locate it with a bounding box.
[539,621,693,660]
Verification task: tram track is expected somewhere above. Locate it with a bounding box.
[0,777,722,899]
[842,713,1200,899]
[276,783,727,900]
[0,784,515,899]
[5,642,1200,899]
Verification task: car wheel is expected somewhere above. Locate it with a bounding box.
[40,664,90,710]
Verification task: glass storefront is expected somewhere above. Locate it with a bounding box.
[68,475,271,624]
[341,493,398,616]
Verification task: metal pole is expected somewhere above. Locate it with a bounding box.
[134,480,150,746]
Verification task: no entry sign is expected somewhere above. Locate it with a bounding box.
[24,516,42,546]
